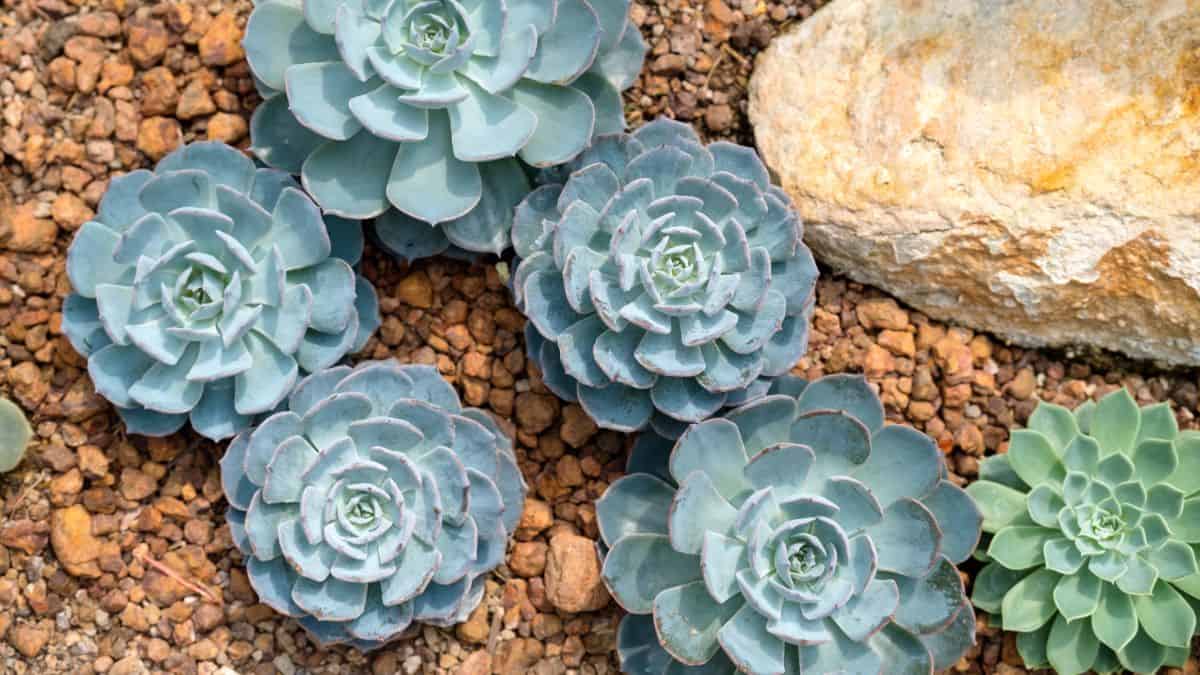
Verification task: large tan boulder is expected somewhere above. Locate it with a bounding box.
[749,0,1200,365]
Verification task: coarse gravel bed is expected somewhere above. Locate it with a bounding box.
[1,0,1198,673]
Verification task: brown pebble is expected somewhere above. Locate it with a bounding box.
[51,192,94,228]
[206,112,248,142]
[515,498,553,541]
[705,104,735,132]
[176,79,216,119]
[3,203,58,253]
[8,621,51,658]
[108,655,150,675]
[119,467,158,501]
[515,392,559,434]
[136,116,183,160]
[1007,367,1038,401]
[509,541,548,577]
[78,12,121,37]
[455,601,489,644]
[50,505,102,578]
[140,66,179,115]
[0,519,47,556]
[544,533,609,612]
[397,271,435,308]
[857,297,910,330]
[559,403,598,448]
[77,444,110,478]
[453,650,491,675]
[126,19,168,67]
[198,11,244,66]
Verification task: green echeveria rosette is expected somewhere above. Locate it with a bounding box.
[61,142,380,441]
[243,0,646,260]
[598,375,982,674]
[968,388,1200,674]
[511,119,819,438]
[221,361,527,650]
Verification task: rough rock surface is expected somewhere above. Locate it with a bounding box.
[749,0,1200,366]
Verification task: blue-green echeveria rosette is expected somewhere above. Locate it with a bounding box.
[968,388,1200,674]
[511,119,819,438]
[62,142,380,441]
[598,375,982,674]
[243,0,646,259]
[220,361,527,650]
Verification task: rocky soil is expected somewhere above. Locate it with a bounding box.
[0,0,1197,674]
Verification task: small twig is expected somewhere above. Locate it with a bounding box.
[7,470,47,515]
[702,49,726,92]
[720,43,749,67]
[137,551,223,605]
[485,606,503,653]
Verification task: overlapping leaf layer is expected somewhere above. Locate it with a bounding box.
[599,375,981,674]
[244,0,646,258]
[969,389,1200,674]
[63,142,379,440]
[512,119,818,437]
[221,361,526,650]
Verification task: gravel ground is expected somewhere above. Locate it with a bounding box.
[1,0,1198,673]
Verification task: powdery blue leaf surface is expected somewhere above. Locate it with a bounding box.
[222,362,526,650]
[244,0,643,259]
[511,121,820,438]
[596,374,978,674]
[63,142,378,441]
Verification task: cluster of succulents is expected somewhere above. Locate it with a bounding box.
[0,398,31,474]
[512,119,818,437]
[244,0,646,259]
[598,375,981,674]
[969,389,1200,674]
[55,0,1168,661]
[63,143,380,440]
[220,361,526,649]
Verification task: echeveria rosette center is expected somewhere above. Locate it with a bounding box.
[62,142,380,441]
[511,120,819,438]
[243,0,647,260]
[220,361,527,650]
[968,388,1200,675]
[598,375,982,674]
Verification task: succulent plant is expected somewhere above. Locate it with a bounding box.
[598,374,981,674]
[220,360,526,650]
[63,142,380,441]
[968,388,1200,674]
[511,120,818,437]
[243,0,646,259]
[0,398,32,473]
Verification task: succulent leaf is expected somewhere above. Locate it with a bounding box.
[600,374,981,674]
[0,398,32,473]
[62,143,380,440]
[222,361,526,650]
[513,120,818,435]
[245,0,646,258]
[969,388,1200,674]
